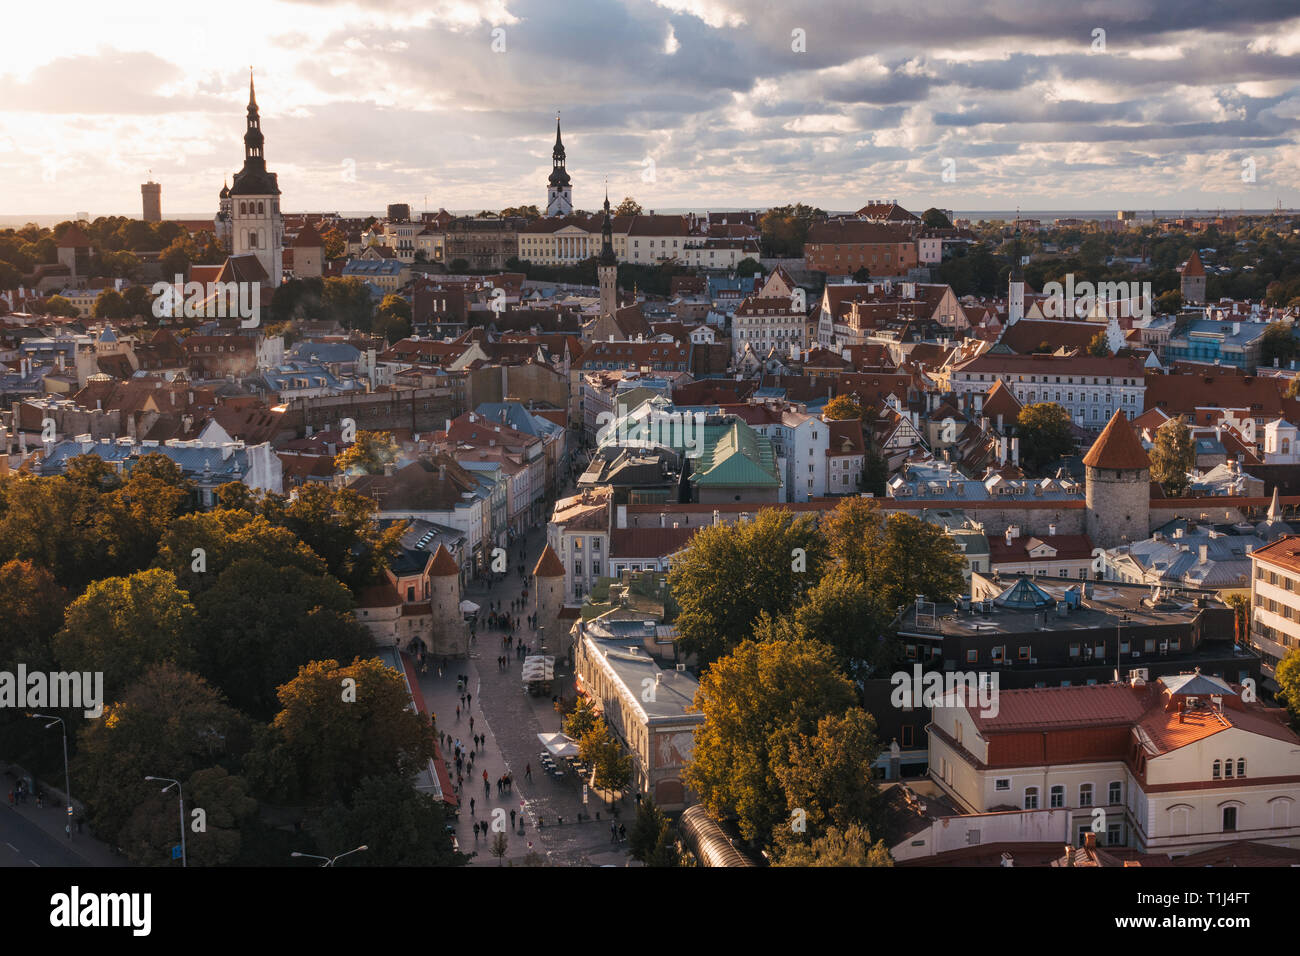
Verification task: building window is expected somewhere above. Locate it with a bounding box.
[1238,758,1246,778]
[1050,785,1065,809]
[1223,806,1237,832]
[1079,783,1093,807]
[1024,787,1039,810]
[1108,781,1122,805]
[994,778,1010,791]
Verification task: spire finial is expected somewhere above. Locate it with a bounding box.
[249,67,257,107]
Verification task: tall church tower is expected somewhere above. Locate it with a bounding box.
[1007,222,1025,325]
[546,113,573,217]
[598,185,618,318]
[228,71,283,288]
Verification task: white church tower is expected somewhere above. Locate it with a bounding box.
[228,70,283,288]
[1007,222,1025,325]
[546,113,573,217]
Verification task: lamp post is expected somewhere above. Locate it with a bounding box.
[28,713,71,838]
[144,776,185,867]
[291,845,367,867]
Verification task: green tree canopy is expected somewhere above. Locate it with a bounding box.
[683,637,858,846]
[73,663,252,848]
[1016,402,1075,474]
[319,773,466,866]
[921,208,953,229]
[246,657,434,806]
[191,557,373,720]
[1149,415,1196,496]
[773,823,894,867]
[668,509,827,666]
[53,569,198,700]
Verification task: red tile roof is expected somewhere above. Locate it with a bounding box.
[1082,410,1150,470]
[428,543,460,576]
[533,543,564,577]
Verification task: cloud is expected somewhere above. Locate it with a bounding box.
[2,0,1299,215]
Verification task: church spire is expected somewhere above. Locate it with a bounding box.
[244,68,264,162]
[599,179,616,266]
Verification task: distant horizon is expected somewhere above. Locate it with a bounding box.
[3,206,1296,231]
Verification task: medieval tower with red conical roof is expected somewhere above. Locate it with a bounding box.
[533,542,567,656]
[1084,409,1150,549]
[428,543,468,656]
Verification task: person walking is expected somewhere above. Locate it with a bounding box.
[510,809,516,829]
[525,763,532,781]
[470,797,475,816]
[610,822,617,843]
[619,823,627,843]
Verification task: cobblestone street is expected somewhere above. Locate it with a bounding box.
[416,520,634,867]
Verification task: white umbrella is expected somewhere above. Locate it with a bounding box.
[537,732,580,758]
[459,599,480,614]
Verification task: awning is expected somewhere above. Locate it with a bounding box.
[521,655,555,682]
[459,599,480,614]
[538,732,580,758]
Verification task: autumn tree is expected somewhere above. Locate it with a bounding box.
[754,567,896,681]
[820,499,965,611]
[334,431,401,476]
[191,558,374,720]
[155,509,325,596]
[53,569,198,700]
[0,559,67,669]
[1087,331,1111,357]
[578,718,632,793]
[614,198,643,217]
[563,696,601,742]
[773,824,894,867]
[246,658,434,806]
[683,637,857,846]
[1016,402,1075,473]
[263,484,405,591]
[1148,415,1196,496]
[73,663,251,848]
[668,509,827,666]
[374,295,412,342]
[823,394,863,420]
[1275,647,1300,730]
[771,708,882,848]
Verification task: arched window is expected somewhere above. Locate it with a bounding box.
[1212,759,1221,779]
[1224,758,1234,778]
[1024,787,1039,810]
[257,201,265,214]
[1237,758,1246,778]
[239,202,247,215]
[248,231,258,249]
[1284,439,1291,455]
[1079,783,1094,807]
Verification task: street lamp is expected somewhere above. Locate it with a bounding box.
[291,845,368,867]
[144,776,185,867]
[27,713,72,838]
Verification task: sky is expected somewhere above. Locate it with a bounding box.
[1,0,1299,219]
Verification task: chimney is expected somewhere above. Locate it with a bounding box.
[1198,544,1208,564]
[1049,523,1057,536]
[1005,529,1014,546]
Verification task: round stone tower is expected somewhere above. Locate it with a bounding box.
[1084,409,1150,550]
[533,542,567,656]
[428,544,467,657]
